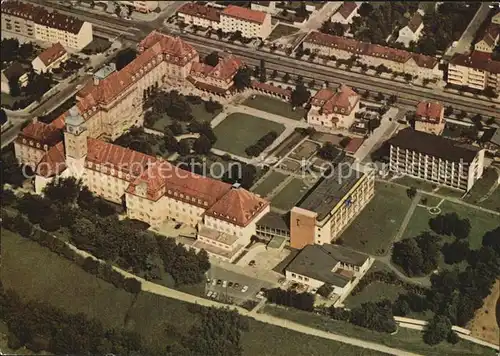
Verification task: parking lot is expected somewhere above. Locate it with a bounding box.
[205,265,277,304]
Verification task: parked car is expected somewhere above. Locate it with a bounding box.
[211,279,217,286]
[248,260,256,267]
[234,283,240,289]
[256,291,265,299]
[217,279,222,285]
[241,285,249,293]
[207,290,213,298]
[212,292,218,299]
[174,223,182,229]
[222,280,228,288]
[206,278,211,284]
[228,282,234,287]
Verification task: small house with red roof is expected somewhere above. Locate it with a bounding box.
[415,100,445,135]
[32,42,68,73]
[330,2,358,25]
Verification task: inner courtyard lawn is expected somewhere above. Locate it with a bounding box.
[242,95,306,121]
[213,113,285,158]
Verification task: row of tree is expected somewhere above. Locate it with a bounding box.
[245,131,279,157]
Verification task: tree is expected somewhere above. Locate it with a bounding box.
[483,87,498,99]
[447,331,460,344]
[271,69,278,79]
[392,238,424,277]
[296,2,309,19]
[114,48,137,71]
[482,226,500,255]
[471,114,483,130]
[204,51,219,67]
[0,109,7,126]
[177,139,190,155]
[8,78,21,97]
[318,142,340,160]
[350,300,397,333]
[358,2,374,17]
[114,4,122,17]
[123,278,141,294]
[392,298,410,316]
[290,83,310,107]
[441,240,470,264]
[163,129,179,152]
[169,121,183,136]
[193,134,212,155]
[43,177,82,205]
[387,95,397,105]
[444,106,453,116]
[282,72,290,83]
[423,315,452,345]
[13,214,32,238]
[18,42,34,59]
[233,67,252,90]
[406,186,417,199]
[259,59,266,82]
[126,5,133,16]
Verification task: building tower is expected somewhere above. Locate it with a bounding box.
[64,106,88,178]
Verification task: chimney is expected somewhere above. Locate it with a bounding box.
[232,182,241,189]
[94,76,99,86]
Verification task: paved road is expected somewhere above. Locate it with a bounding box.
[26,1,499,122]
[444,2,493,59]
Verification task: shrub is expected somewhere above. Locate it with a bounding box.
[244,131,278,157]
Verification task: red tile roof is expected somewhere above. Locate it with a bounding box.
[206,186,269,227]
[1,0,85,34]
[17,121,63,146]
[77,31,198,117]
[416,101,443,123]
[311,85,359,115]
[304,31,438,69]
[85,138,155,179]
[37,42,67,67]
[190,55,243,81]
[336,2,358,19]
[222,5,267,24]
[344,137,364,154]
[450,51,500,74]
[36,141,66,177]
[406,12,423,33]
[177,2,221,22]
[251,80,291,98]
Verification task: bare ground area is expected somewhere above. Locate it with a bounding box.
[468,279,500,346]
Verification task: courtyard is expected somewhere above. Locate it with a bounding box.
[213,113,285,158]
[150,101,222,132]
[271,178,310,211]
[340,182,412,255]
[289,140,320,161]
[252,171,288,197]
[242,95,306,121]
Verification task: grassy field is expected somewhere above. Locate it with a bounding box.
[271,178,310,211]
[267,23,300,41]
[242,95,306,121]
[262,305,496,356]
[213,113,285,157]
[341,182,412,255]
[252,171,288,197]
[465,168,500,212]
[151,102,221,132]
[1,229,394,356]
[344,282,406,309]
[403,200,500,249]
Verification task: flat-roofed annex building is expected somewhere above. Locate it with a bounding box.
[290,157,375,249]
[1,0,93,50]
[285,244,372,300]
[389,128,485,192]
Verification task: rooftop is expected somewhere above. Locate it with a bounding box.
[177,2,221,22]
[190,55,243,81]
[415,101,443,123]
[304,31,438,69]
[198,225,239,246]
[3,62,28,81]
[389,127,481,163]
[36,141,66,178]
[336,2,358,19]
[256,211,290,231]
[450,51,500,74]
[36,42,67,67]
[311,85,359,115]
[286,244,369,287]
[406,12,423,33]
[17,120,63,146]
[222,5,267,24]
[298,155,363,222]
[1,0,85,34]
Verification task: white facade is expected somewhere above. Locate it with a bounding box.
[220,12,272,39]
[34,21,93,50]
[307,101,359,130]
[32,51,69,74]
[396,22,424,47]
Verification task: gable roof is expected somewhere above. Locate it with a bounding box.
[17,121,63,146]
[177,2,221,22]
[3,62,28,81]
[36,141,66,177]
[415,101,443,123]
[36,42,67,67]
[389,127,480,163]
[206,186,269,227]
[190,55,243,81]
[406,12,423,33]
[450,51,500,74]
[336,2,358,19]
[311,85,359,115]
[222,5,267,24]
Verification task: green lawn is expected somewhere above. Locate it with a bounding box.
[465,168,500,211]
[242,95,306,121]
[262,305,496,356]
[267,24,300,42]
[271,178,309,211]
[403,200,500,249]
[213,113,285,158]
[341,182,412,255]
[1,229,395,356]
[151,102,221,132]
[344,282,406,309]
[252,171,288,197]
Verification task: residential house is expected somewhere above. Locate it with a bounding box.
[1,0,93,50]
[474,24,499,53]
[330,2,358,25]
[285,244,372,300]
[220,5,272,39]
[31,42,68,73]
[251,1,279,15]
[307,84,360,130]
[492,10,500,25]
[302,31,441,79]
[0,62,29,94]
[396,12,424,47]
[414,100,445,135]
[389,128,485,192]
[177,2,221,29]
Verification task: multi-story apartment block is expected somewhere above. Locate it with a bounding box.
[447,51,500,91]
[220,5,272,39]
[177,2,221,29]
[414,101,445,135]
[290,159,375,249]
[330,2,358,25]
[1,0,93,50]
[307,84,360,131]
[389,128,485,192]
[302,31,441,79]
[188,56,243,96]
[31,42,68,74]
